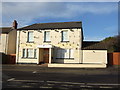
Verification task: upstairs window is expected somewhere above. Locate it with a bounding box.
[27,32,34,42]
[61,31,69,42]
[44,31,50,42]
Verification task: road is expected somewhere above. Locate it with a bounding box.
[1,64,120,89]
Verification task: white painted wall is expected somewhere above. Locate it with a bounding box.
[0,34,8,54]
[83,50,107,64]
[16,28,83,64]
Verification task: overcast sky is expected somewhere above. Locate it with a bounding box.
[1,2,118,41]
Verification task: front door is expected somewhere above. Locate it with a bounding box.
[43,48,49,63]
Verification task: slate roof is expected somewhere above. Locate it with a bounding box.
[18,21,82,30]
[82,36,119,51]
[82,41,107,50]
[0,27,12,34]
[82,41,100,49]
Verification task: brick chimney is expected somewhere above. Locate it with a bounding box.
[12,20,18,29]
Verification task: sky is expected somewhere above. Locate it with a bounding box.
[1,1,118,41]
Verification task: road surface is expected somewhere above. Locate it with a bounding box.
[1,64,120,89]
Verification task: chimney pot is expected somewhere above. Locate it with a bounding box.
[12,20,18,29]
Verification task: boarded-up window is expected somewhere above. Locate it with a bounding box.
[64,49,69,58]
[57,49,74,59]
[69,49,74,58]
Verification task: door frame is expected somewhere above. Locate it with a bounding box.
[37,45,53,64]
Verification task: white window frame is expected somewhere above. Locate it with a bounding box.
[22,48,37,59]
[27,31,34,42]
[61,31,69,42]
[34,49,37,58]
[44,31,50,42]
[22,49,26,58]
[27,49,33,58]
[69,49,74,58]
[56,49,74,59]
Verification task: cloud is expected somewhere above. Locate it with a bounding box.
[1,2,117,27]
[68,3,117,14]
[2,0,120,2]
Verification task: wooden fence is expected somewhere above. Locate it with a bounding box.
[107,52,120,66]
[1,53,16,64]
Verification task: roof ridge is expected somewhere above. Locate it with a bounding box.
[36,21,82,24]
[18,21,82,30]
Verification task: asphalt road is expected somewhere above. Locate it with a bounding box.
[1,64,120,89]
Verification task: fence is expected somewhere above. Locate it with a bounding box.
[107,52,120,66]
[1,53,16,64]
[7,54,16,64]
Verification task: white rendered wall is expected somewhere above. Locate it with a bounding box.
[83,50,107,64]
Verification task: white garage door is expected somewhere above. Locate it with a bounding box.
[83,50,107,64]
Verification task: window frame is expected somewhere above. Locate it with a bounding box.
[61,31,69,42]
[34,49,37,58]
[56,49,74,59]
[22,49,26,58]
[27,31,34,43]
[27,49,33,58]
[22,48,37,59]
[44,31,51,42]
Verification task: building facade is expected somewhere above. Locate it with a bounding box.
[16,21,83,64]
[0,27,17,54]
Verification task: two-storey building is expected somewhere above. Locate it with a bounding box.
[0,20,18,64]
[16,21,83,64]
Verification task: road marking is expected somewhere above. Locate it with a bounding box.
[12,79,44,83]
[40,86,52,88]
[22,85,32,88]
[32,71,37,73]
[7,79,119,88]
[3,69,37,71]
[7,78,15,81]
[99,86,113,88]
[47,81,84,85]
[47,83,55,86]
[87,83,120,86]
[61,84,73,87]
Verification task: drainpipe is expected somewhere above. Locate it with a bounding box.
[16,31,20,64]
[81,27,84,64]
[5,34,8,54]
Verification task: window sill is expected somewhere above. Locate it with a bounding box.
[22,57,37,59]
[44,41,51,43]
[26,41,34,43]
[61,41,69,42]
[56,58,74,60]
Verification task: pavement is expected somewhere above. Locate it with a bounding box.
[1,64,120,89]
